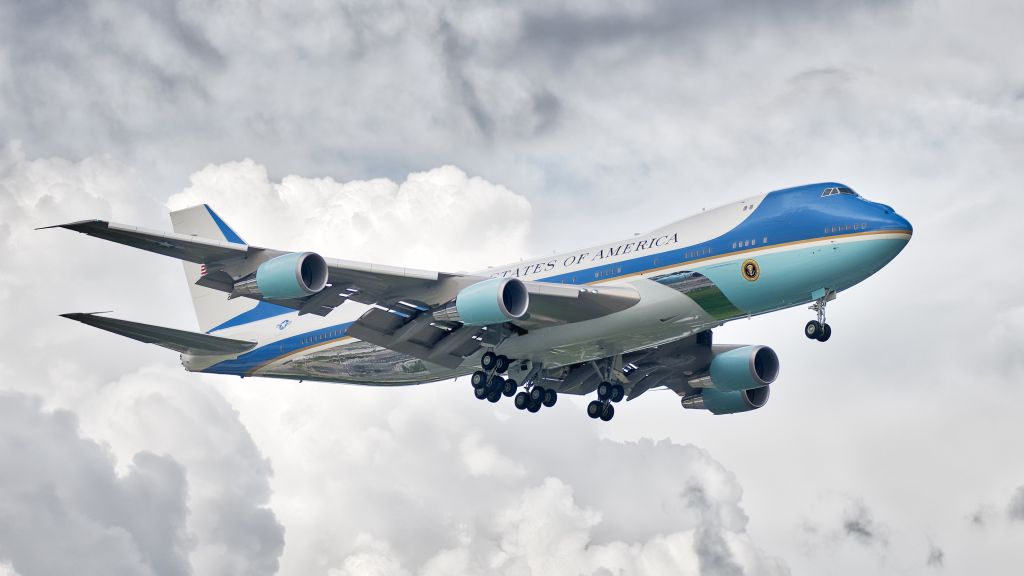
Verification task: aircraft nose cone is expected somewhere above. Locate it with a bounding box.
[889,212,913,237]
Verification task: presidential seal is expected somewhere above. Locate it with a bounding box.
[741,258,760,281]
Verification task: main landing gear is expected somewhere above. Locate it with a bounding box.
[471,351,557,414]
[586,381,624,422]
[805,290,835,342]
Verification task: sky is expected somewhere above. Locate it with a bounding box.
[1,0,1023,574]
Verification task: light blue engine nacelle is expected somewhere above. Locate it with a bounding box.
[433,278,529,326]
[253,252,329,300]
[682,345,779,415]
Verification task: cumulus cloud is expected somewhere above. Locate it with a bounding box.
[218,377,787,575]
[167,160,532,271]
[0,393,189,576]
[1,147,285,575]
[4,0,1024,574]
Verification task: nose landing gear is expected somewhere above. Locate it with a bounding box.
[805,290,835,342]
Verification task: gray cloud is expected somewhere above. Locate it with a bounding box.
[1008,486,1024,522]
[0,393,190,576]
[926,544,944,568]
[841,502,885,546]
[3,0,1024,574]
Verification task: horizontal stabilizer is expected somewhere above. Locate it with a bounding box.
[61,313,257,356]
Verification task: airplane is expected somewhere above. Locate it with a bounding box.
[46,182,911,422]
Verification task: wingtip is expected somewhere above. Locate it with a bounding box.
[60,311,114,320]
[35,219,107,232]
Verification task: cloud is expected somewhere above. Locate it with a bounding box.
[167,160,532,272]
[0,148,285,575]
[0,393,189,576]
[4,1,1024,575]
[218,377,788,575]
[926,544,944,568]
[1008,486,1024,522]
[841,502,887,548]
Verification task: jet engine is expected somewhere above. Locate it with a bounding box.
[433,278,529,326]
[236,251,329,300]
[681,345,779,415]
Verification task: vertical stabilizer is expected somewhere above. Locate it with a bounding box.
[169,205,255,333]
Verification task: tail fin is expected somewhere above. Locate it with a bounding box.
[170,205,257,333]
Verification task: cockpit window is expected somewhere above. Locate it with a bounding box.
[821,186,859,197]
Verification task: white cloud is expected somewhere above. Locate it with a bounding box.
[167,161,532,271]
[3,0,1024,575]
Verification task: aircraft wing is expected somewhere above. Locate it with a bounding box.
[47,212,640,367]
[40,219,250,264]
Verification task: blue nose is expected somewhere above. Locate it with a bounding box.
[886,212,913,236]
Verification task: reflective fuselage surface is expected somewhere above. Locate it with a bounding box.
[186,183,912,384]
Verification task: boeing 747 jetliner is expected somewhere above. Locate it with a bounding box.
[48,183,911,421]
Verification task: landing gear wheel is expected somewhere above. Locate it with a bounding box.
[529,386,546,403]
[527,399,542,413]
[495,355,510,374]
[600,403,615,422]
[488,375,505,394]
[481,351,497,371]
[487,390,501,403]
[514,391,530,410]
[503,379,518,397]
[817,323,832,342]
[587,400,604,419]
[474,386,489,400]
[805,320,822,339]
[542,388,557,407]
[610,384,624,403]
[597,382,613,401]
[470,371,488,389]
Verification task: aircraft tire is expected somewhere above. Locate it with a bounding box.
[495,355,510,374]
[474,386,489,400]
[481,351,497,370]
[471,371,488,389]
[503,379,518,397]
[542,388,557,407]
[600,403,615,422]
[597,382,612,401]
[527,399,542,413]
[514,392,530,410]
[804,320,822,339]
[817,323,832,342]
[487,390,502,403]
[610,385,624,403]
[529,386,545,402]
[587,400,603,419]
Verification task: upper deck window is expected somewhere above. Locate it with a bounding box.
[822,186,859,197]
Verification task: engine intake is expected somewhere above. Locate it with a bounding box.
[243,252,328,300]
[681,344,779,415]
[708,345,779,392]
[433,278,529,326]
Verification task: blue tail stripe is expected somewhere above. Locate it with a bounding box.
[208,301,293,333]
[204,204,246,245]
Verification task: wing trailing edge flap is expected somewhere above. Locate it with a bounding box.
[61,313,257,356]
[514,283,641,328]
[345,302,483,369]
